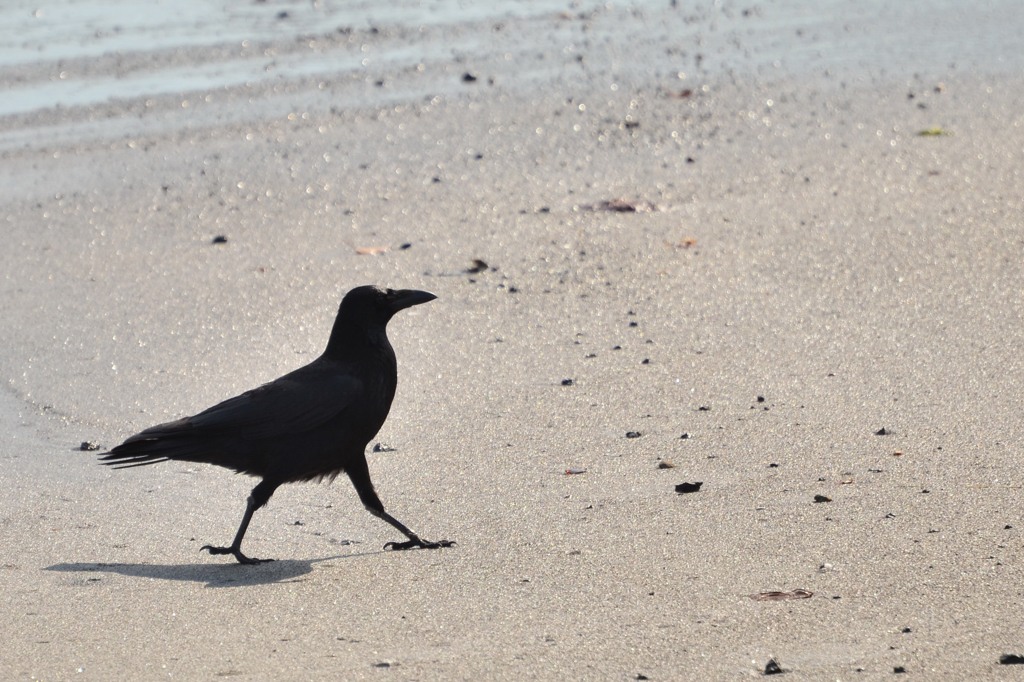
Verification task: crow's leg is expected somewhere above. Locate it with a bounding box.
[347,459,454,551]
[201,479,280,564]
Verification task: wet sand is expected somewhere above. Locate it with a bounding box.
[2,2,1024,679]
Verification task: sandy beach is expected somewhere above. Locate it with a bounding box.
[2,1,1023,679]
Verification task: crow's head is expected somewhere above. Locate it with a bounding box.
[338,285,437,327]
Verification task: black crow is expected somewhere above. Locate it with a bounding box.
[100,285,452,564]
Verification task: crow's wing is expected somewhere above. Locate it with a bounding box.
[183,371,361,440]
[100,369,362,468]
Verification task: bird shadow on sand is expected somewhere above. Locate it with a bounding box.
[44,551,381,588]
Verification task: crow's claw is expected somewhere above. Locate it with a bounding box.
[201,544,274,565]
[383,538,455,551]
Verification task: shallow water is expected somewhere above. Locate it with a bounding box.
[1,0,1021,151]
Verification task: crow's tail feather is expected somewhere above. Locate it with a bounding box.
[103,456,172,469]
[98,428,207,468]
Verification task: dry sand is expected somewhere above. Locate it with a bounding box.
[2,3,1024,680]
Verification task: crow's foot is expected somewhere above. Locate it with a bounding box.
[201,544,274,565]
[383,538,455,551]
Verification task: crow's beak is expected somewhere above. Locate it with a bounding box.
[389,289,437,312]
